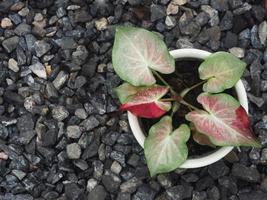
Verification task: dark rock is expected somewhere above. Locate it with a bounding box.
[239,191,267,200]
[157,174,172,188]
[55,37,77,49]
[110,150,125,166]
[207,186,220,200]
[75,108,88,119]
[195,12,209,27]
[250,59,262,97]
[207,26,221,50]
[251,25,263,49]
[9,155,29,171]
[224,31,238,48]
[73,159,88,170]
[252,5,265,22]
[38,129,57,147]
[53,71,69,89]
[4,91,24,105]
[65,183,84,200]
[42,191,59,199]
[34,40,52,57]
[196,176,214,191]
[14,23,31,36]
[176,38,194,49]
[72,45,88,65]
[166,185,185,200]
[0,124,9,139]
[228,0,243,9]
[120,177,142,193]
[247,93,265,108]
[67,125,81,139]
[133,185,156,200]
[232,163,260,182]
[88,185,107,200]
[29,62,47,79]
[68,76,86,89]
[192,191,207,200]
[25,34,37,52]
[9,14,22,25]
[127,154,140,167]
[102,173,121,193]
[233,3,252,15]
[28,0,54,9]
[182,173,199,183]
[52,106,69,121]
[2,36,19,53]
[45,82,58,99]
[117,193,131,200]
[66,143,81,159]
[201,5,219,26]
[102,131,119,146]
[150,4,166,22]
[80,116,100,131]
[72,9,92,23]
[208,160,229,179]
[17,114,34,132]
[82,58,97,78]
[220,11,233,31]
[211,0,229,12]
[128,0,142,6]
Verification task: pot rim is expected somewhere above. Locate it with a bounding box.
[127,48,249,169]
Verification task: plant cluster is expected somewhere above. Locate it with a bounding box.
[112,26,261,176]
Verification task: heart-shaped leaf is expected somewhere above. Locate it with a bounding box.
[144,116,190,176]
[112,26,175,86]
[186,93,261,147]
[115,82,141,103]
[199,52,246,93]
[119,84,171,118]
[190,124,216,148]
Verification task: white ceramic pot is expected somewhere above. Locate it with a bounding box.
[127,48,249,169]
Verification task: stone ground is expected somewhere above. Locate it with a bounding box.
[0,0,267,199]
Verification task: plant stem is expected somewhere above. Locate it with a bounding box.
[188,80,206,91]
[180,99,199,111]
[180,80,206,97]
[152,70,177,95]
[160,98,176,102]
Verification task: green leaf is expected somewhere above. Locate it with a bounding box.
[115,83,141,103]
[186,93,261,147]
[112,26,175,86]
[199,52,246,93]
[144,116,190,176]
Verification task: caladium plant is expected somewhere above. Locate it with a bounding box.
[112,26,261,176]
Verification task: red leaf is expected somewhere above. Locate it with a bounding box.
[120,102,167,118]
[233,106,250,129]
[118,84,171,118]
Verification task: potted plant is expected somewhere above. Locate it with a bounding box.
[112,26,261,176]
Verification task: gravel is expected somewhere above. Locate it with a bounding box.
[0,0,266,199]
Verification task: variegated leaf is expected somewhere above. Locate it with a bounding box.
[199,52,246,93]
[186,93,261,147]
[144,116,190,176]
[112,26,175,86]
[120,85,171,118]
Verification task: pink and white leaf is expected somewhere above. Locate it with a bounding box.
[186,93,261,147]
[112,26,175,86]
[120,85,171,118]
